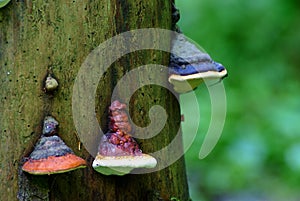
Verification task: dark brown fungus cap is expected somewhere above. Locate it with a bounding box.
[22,136,86,175]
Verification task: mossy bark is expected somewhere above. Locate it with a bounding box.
[0,0,189,200]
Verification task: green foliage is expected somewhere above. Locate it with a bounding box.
[0,0,11,8]
[178,0,300,200]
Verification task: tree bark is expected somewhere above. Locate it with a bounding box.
[0,0,189,200]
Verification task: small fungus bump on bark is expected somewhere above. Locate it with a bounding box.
[92,100,157,176]
[22,116,86,175]
[168,34,228,93]
[44,74,59,92]
[42,116,59,136]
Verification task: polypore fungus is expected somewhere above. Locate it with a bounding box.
[22,116,86,175]
[92,100,157,176]
[168,34,228,93]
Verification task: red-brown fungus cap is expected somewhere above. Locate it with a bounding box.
[22,136,86,175]
[98,134,142,156]
[93,100,157,175]
[22,154,86,175]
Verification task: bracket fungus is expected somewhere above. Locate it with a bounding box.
[168,34,228,93]
[92,100,157,176]
[22,116,86,175]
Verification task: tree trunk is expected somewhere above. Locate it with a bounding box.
[0,0,189,200]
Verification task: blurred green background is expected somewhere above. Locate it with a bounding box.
[177,0,300,200]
